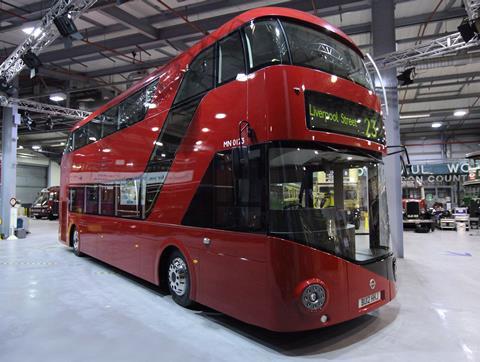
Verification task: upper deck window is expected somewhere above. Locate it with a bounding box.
[280,20,373,90]
[100,107,119,138]
[86,118,102,143]
[118,81,158,128]
[217,31,245,84]
[73,127,87,149]
[243,19,289,71]
[175,46,215,104]
[65,79,158,153]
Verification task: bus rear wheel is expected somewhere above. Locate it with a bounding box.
[167,250,193,307]
[72,228,83,257]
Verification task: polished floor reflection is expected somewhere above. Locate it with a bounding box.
[0,220,479,361]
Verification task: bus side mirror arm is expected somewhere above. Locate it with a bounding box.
[385,144,412,176]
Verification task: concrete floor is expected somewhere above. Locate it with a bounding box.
[0,220,479,362]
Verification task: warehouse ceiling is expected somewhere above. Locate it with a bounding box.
[0,0,479,160]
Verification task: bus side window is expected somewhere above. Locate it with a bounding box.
[183,146,266,232]
[214,152,235,229]
[85,186,99,214]
[101,106,119,138]
[118,80,158,129]
[64,133,74,153]
[100,185,116,216]
[174,46,215,104]
[217,30,245,85]
[116,179,142,218]
[73,126,88,150]
[243,19,289,71]
[87,118,102,143]
[69,187,85,213]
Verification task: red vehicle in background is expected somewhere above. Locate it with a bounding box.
[59,7,396,332]
[31,186,60,220]
[402,182,434,232]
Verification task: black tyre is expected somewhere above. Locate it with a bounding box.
[34,215,42,219]
[167,250,193,307]
[415,224,429,233]
[71,227,84,257]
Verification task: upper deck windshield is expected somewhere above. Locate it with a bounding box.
[280,20,373,90]
[269,144,390,263]
[243,18,373,90]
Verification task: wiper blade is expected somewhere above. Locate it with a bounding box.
[323,145,382,163]
[352,149,383,162]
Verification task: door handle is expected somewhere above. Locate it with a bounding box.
[203,237,211,246]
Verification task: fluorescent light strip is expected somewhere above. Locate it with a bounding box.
[399,114,430,119]
[454,110,468,117]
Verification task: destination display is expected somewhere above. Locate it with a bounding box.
[305,90,385,144]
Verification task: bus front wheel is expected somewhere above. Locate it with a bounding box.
[72,228,84,257]
[167,250,193,307]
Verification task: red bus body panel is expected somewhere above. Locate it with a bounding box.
[59,7,395,332]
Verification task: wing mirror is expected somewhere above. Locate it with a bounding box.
[385,145,412,176]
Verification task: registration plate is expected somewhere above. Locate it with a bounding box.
[358,291,381,308]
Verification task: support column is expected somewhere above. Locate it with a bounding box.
[372,0,404,258]
[1,102,20,238]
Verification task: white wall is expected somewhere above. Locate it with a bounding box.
[47,160,61,186]
[1,153,60,204]
[17,153,49,167]
[402,134,480,163]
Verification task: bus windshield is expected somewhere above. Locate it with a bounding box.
[402,187,422,199]
[268,145,390,263]
[281,20,374,90]
[34,191,49,206]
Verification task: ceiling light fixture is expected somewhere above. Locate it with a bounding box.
[0,76,15,96]
[23,113,36,131]
[399,113,430,119]
[32,145,41,150]
[54,12,83,48]
[458,18,480,43]
[431,122,442,128]
[49,92,66,102]
[453,110,468,117]
[397,67,416,86]
[21,50,42,78]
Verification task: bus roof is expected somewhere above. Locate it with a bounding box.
[72,7,362,131]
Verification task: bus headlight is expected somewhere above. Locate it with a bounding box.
[301,284,326,311]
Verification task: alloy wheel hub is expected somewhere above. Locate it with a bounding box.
[168,257,187,296]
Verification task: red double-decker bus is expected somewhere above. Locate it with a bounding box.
[59,7,396,332]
